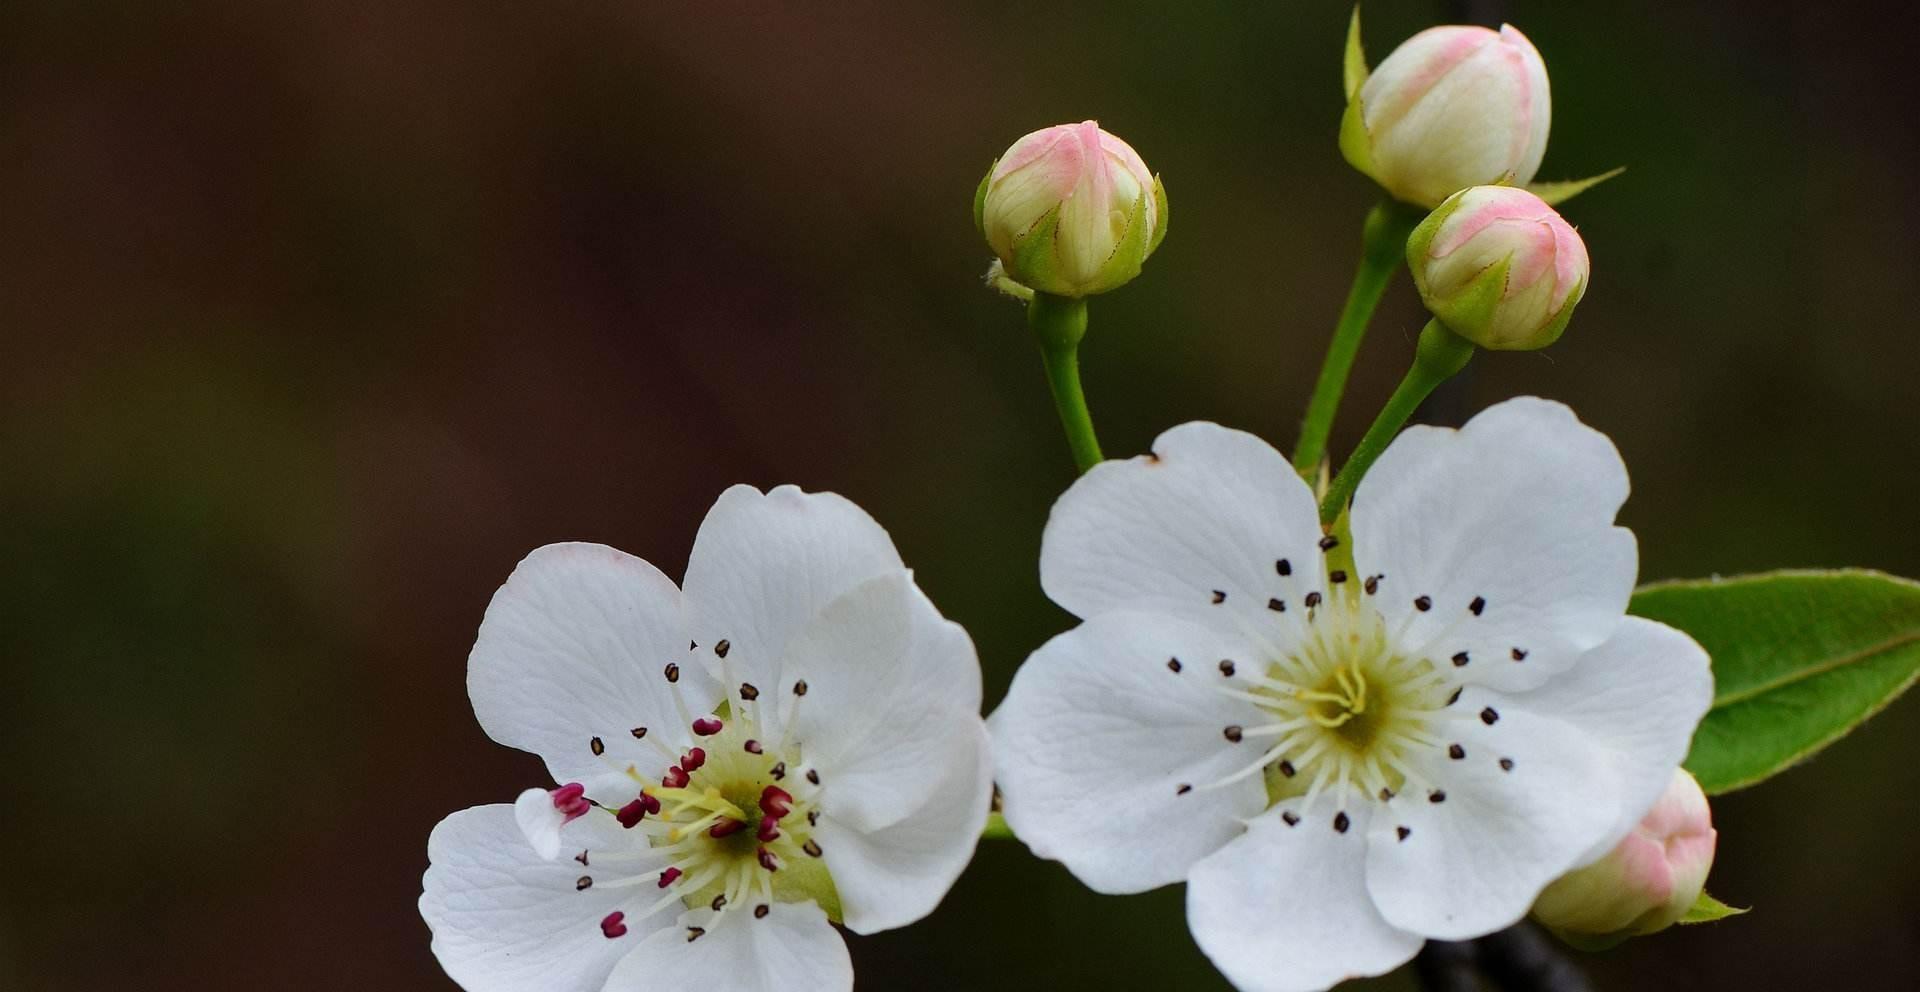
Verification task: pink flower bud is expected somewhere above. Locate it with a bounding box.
[1533,769,1718,944]
[975,121,1166,298]
[1407,185,1588,350]
[1344,24,1550,208]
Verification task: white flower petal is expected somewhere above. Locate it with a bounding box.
[991,610,1268,894]
[421,805,664,992]
[1512,616,1713,864]
[816,715,993,934]
[1188,803,1424,992]
[469,543,719,793]
[1040,421,1326,637]
[683,484,905,693]
[513,787,573,862]
[1350,397,1636,693]
[602,902,852,992]
[1363,699,1617,940]
[777,571,984,831]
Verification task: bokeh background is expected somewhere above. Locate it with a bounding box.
[4,1,1918,988]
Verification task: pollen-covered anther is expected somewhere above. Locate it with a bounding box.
[759,785,795,820]
[549,783,591,823]
[616,797,651,829]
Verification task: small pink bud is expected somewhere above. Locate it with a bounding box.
[1533,769,1718,944]
[1344,24,1551,208]
[976,121,1166,298]
[1407,185,1588,350]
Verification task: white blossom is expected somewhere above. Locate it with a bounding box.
[991,398,1712,991]
[421,485,991,992]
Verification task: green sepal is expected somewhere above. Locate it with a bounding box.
[1098,187,1154,293]
[1426,253,1512,346]
[981,811,1015,840]
[1343,6,1368,100]
[1679,891,1749,925]
[972,158,996,237]
[1520,275,1584,351]
[1529,166,1626,206]
[1147,174,1170,256]
[1338,94,1376,181]
[1010,203,1066,296]
[1632,569,1920,794]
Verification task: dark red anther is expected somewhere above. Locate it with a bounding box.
[744,739,764,754]
[616,798,650,829]
[600,912,628,938]
[638,793,662,815]
[550,783,591,823]
[757,847,781,872]
[691,717,723,736]
[758,785,794,820]
[756,817,781,842]
[662,766,691,789]
[658,866,683,888]
[680,747,707,772]
[708,818,746,839]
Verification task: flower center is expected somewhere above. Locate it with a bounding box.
[1196,587,1455,810]
[573,647,840,942]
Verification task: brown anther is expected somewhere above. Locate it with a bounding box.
[589,737,605,756]
[714,639,731,658]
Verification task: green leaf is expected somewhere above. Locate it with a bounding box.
[1528,166,1626,206]
[1343,6,1368,100]
[1679,891,1749,925]
[1631,569,1920,794]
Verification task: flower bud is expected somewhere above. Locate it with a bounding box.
[1533,769,1717,946]
[1407,185,1588,350]
[975,121,1167,298]
[1343,24,1550,208]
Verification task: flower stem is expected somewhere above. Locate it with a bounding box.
[1319,319,1474,523]
[1029,292,1103,473]
[1292,199,1424,478]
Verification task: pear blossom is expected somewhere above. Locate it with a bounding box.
[1533,767,1718,944]
[1344,24,1551,208]
[1408,185,1590,351]
[421,485,992,992]
[976,120,1167,298]
[991,398,1713,992]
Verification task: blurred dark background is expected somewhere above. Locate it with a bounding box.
[4,1,1917,988]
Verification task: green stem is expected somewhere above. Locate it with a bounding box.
[1292,199,1424,478]
[1029,292,1103,473]
[1319,320,1474,523]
